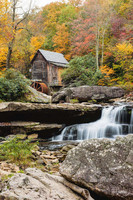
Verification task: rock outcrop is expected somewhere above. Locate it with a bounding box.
[25,86,51,103]
[0,168,93,200]
[60,134,133,200]
[0,122,62,138]
[52,86,125,103]
[0,102,101,125]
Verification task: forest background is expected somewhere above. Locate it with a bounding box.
[0,0,133,90]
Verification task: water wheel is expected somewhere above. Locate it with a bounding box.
[31,81,49,94]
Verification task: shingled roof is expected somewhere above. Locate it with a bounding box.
[38,49,69,67]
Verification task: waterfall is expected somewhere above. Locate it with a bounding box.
[129,109,133,133]
[53,106,133,141]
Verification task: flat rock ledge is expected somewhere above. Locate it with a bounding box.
[0,102,101,112]
[0,122,62,138]
[60,134,133,200]
[0,102,101,125]
[0,168,93,200]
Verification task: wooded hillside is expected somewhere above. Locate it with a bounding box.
[0,0,133,88]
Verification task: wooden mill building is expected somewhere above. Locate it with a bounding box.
[31,49,69,87]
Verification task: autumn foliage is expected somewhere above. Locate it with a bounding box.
[98,65,117,86]
[0,0,132,88]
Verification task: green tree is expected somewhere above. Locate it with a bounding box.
[42,2,66,50]
[61,54,101,86]
[0,69,31,101]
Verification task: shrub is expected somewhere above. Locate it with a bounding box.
[61,54,102,87]
[0,137,38,168]
[0,69,31,101]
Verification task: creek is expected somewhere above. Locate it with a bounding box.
[52,105,133,141]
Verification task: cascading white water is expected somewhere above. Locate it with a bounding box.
[128,109,133,133]
[53,106,133,141]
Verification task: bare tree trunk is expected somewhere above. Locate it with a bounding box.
[6,37,15,69]
[96,28,99,71]
[6,0,32,69]
[101,29,106,67]
[6,0,16,69]
[6,45,12,69]
[95,0,99,72]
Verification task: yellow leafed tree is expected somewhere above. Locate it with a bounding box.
[53,24,71,60]
[116,42,133,56]
[113,42,133,85]
[30,36,45,60]
[0,0,11,71]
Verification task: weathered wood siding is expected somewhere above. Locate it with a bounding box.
[32,51,66,86]
[58,67,65,86]
[32,52,48,83]
[48,64,58,85]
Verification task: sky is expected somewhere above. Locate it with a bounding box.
[22,0,63,11]
[33,0,62,8]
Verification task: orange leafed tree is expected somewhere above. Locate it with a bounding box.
[98,65,117,86]
[53,24,71,60]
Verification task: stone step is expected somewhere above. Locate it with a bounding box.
[0,122,63,139]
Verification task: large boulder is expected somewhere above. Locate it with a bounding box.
[0,168,93,200]
[52,86,125,103]
[25,86,51,103]
[60,135,133,200]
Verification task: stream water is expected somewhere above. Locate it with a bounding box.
[53,105,133,141]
